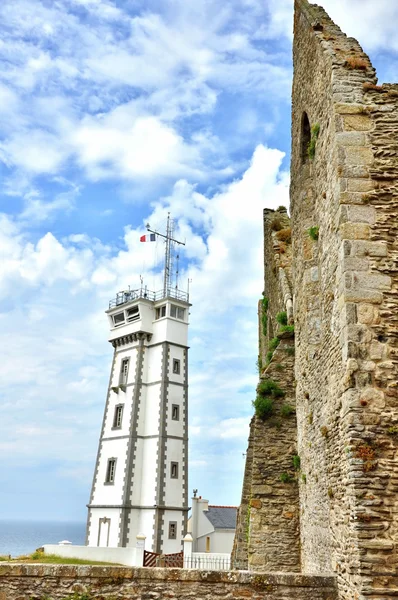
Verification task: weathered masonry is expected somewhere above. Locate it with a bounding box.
[233,1,398,599]
[0,564,336,600]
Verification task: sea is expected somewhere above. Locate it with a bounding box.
[0,521,86,558]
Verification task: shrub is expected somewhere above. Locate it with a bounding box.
[253,396,274,420]
[266,351,274,364]
[320,426,329,437]
[279,324,295,334]
[270,217,283,231]
[355,444,376,472]
[284,346,295,356]
[257,379,284,398]
[345,56,368,70]
[292,455,301,470]
[269,337,280,352]
[308,226,319,241]
[280,472,294,484]
[276,228,291,243]
[276,311,288,326]
[281,404,295,418]
[253,379,285,421]
[261,297,269,337]
[307,123,320,159]
[301,473,307,484]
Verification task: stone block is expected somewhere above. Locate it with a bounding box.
[345,147,374,166]
[341,257,369,272]
[347,205,376,224]
[353,272,392,291]
[350,241,388,257]
[339,191,369,205]
[342,114,373,131]
[346,178,375,192]
[340,223,370,240]
[369,342,385,361]
[357,304,379,325]
[344,289,383,304]
[336,132,368,146]
[335,103,368,114]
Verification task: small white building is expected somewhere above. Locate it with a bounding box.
[188,494,237,554]
[86,285,190,554]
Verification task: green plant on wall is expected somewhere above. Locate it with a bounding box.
[253,379,285,420]
[308,226,319,241]
[281,404,295,418]
[280,472,294,484]
[292,455,301,471]
[279,324,295,334]
[261,296,269,337]
[245,502,251,543]
[276,311,288,326]
[307,123,320,159]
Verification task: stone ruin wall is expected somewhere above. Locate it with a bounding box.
[232,208,301,573]
[234,1,398,599]
[292,1,398,598]
[0,564,337,600]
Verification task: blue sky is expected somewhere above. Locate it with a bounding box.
[0,0,397,525]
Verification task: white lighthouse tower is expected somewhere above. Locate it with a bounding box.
[86,217,189,553]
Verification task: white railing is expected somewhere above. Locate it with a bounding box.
[184,552,231,571]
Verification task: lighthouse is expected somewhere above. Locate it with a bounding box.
[86,217,190,553]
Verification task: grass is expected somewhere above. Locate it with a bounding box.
[3,552,118,566]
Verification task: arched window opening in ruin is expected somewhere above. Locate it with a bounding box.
[301,112,311,164]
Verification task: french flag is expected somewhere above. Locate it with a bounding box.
[140,233,156,242]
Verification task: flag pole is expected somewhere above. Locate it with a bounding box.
[145,215,185,299]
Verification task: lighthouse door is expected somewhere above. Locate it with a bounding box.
[98,517,110,547]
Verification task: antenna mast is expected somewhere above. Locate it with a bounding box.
[146,213,185,298]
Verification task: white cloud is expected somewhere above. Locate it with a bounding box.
[0,144,286,509]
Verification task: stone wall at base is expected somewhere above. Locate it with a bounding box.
[0,564,337,600]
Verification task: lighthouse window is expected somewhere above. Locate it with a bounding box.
[113,404,124,429]
[172,404,180,421]
[126,306,139,322]
[168,521,177,539]
[113,312,125,327]
[172,359,180,375]
[105,458,117,484]
[170,305,185,320]
[170,462,179,479]
[119,359,129,386]
[155,305,166,320]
